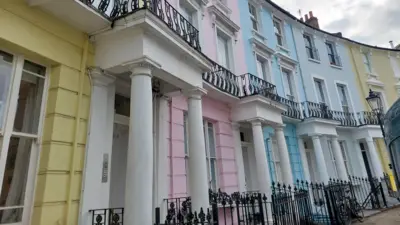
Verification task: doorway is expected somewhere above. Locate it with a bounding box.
[360,142,374,179]
[242,143,258,192]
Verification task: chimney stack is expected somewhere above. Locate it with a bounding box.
[304,11,320,29]
[389,41,394,49]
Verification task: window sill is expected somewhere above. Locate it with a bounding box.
[252,29,266,43]
[277,45,290,55]
[308,58,320,64]
[330,64,342,70]
[366,72,379,78]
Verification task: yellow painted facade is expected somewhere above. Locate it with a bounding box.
[347,43,400,190]
[0,0,93,224]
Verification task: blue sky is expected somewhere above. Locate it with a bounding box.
[274,0,400,48]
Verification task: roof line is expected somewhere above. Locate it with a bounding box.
[264,0,400,52]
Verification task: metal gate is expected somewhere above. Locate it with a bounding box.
[324,182,353,225]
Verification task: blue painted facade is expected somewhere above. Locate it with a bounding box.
[239,0,306,182]
[291,26,363,112]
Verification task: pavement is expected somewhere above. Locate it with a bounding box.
[354,207,400,225]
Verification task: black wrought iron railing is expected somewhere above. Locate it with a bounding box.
[80,0,201,51]
[302,101,333,120]
[331,110,358,127]
[89,207,124,225]
[202,63,241,97]
[281,98,302,119]
[240,73,277,98]
[358,111,379,125]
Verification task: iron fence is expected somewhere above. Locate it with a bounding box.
[89,207,124,225]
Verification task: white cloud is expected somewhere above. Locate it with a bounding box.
[273,0,400,48]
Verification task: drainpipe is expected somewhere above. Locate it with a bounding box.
[65,36,90,225]
[290,27,308,118]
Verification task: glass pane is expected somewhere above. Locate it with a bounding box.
[217,35,229,68]
[114,94,130,117]
[208,123,216,157]
[0,207,23,223]
[0,51,13,129]
[13,61,46,134]
[0,137,33,209]
[23,61,45,76]
[210,159,217,191]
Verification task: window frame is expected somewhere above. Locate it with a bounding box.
[327,140,339,178]
[339,140,352,176]
[268,136,282,182]
[325,41,340,66]
[255,54,271,82]
[273,16,285,47]
[362,52,373,74]
[215,27,234,70]
[0,50,49,225]
[183,115,219,192]
[312,77,331,106]
[248,2,260,32]
[178,0,203,46]
[303,33,318,60]
[336,84,350,112]
[281,68,295,101]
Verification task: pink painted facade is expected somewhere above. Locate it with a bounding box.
[167,95,238,198]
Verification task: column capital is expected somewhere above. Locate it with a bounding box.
[184,87,207,99]
[274,124,286,131]
[232,122,241,130]
[330,135,339,141]
[311,135,321,140]
[123,56,161,78]
[89,67,116,87]
[249,119,263,127]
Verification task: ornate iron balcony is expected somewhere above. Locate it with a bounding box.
[302,101,333,120]
[202,62,241,97]
[240,73,277,98]
[358,111,380,126]
[89,207,124,225]
[80,0,201,51]
[331,110,358,127]
[280,97,302,119]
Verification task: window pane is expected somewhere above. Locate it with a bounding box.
[0,137,33,210]
[114,94,130,117]
[0,51,13,129]
[208,124,216,158]
[0,208,23,224]
[13,63,45,134]
[210,159,217,191]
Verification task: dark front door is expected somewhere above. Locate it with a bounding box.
[360,143,374,179]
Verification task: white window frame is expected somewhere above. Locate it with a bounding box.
[273,16,285,47]
[255,54,271,82]
[248,2,260,32]
[184,115,219,192]
[336,84,349,112]
[215,26,234,71]
[268,136,282,182]
[312,76,332,107]
[303,33,318,60]
[339,140,352,176]
[334,80,357,114]
[281,67,296,101]
[0,50,49,225]
[325,41,340,66]
[362,52,373,74]
[327,140,339,178]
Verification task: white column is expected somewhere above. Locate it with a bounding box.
[125,64,154,225]
[251,120,272,195]
[275,125,293,185]
[331,137,348,180]
[312,135,330,183]
[153,96,170,220]
[186,88,209,212]
[297,137,311,182]
[232,123,246,192]
[365,137,384,178]
[80,68,115,225]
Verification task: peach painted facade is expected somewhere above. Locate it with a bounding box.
[168,95,238,198]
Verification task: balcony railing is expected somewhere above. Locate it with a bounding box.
[81,0,201,51]
[240,73,277,98]
[202,63,241,97]
[302,101,333,120]
[89,207,124,225]
[331,110,358,127]
[281,98,302,119]
[358,111,380,126]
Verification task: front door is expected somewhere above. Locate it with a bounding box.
[360,142,374,179]
[242,143,258,192]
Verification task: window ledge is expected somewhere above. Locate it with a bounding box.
[277,45,290,55]
[209,0,231,17]
[308,58,320,64]
[330,64,342,70]
[366,72,379,78]
[252,29,266,42]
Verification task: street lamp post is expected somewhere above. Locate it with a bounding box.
[366,89,399,185]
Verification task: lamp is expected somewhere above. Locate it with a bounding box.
[366,89,383,114]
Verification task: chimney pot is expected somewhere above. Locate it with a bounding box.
[300,17,304,22]
[309,11,313,18]
[389,41,394,49]
[305,14,309,21]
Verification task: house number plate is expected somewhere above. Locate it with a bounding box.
[102,153,109,183]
